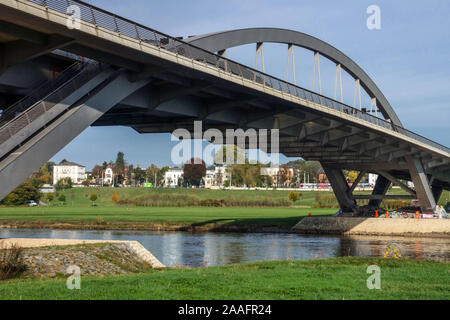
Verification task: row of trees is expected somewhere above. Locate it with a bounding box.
[179,147,326,188]
[90,152,170,187]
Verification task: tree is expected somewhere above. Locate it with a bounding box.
[286,160,322,184]
[183,158,206,187]
[146,164,169,187]
[214,145,245,165]
[89,193,98,206]
[124,165,133,186]
[146,164,159,185]
[54,178,72,191]
[1,179,42,206]
[347,171,359,183]
[133,166,146,185]
[159,166,170,186]
[92,165,103,183]
[288,191,300,204]
[113,152,126,184]
[37,162,54,184]
[279,165,293,187]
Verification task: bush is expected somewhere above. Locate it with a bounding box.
[58,194,66,203]
[90,193,98,205]
[134,194,200,207]
[288,191,299,203]
[46,193,54,203]
[313,192,339,208]
[200,199,224,207]
[95,216,106,225]
[116,199,136,206]
[381,200,410,211]
[0,244,27,280]
[111,191,119,203]
[223,195,291,207]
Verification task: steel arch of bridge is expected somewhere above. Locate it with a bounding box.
[186,28,403,127]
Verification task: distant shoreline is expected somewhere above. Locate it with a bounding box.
[0,220,294,233]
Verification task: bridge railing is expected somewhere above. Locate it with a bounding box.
[0,61,83,127]
[27,0,450,154]
[0,61,104,147]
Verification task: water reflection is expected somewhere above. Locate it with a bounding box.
[1,228,449,267]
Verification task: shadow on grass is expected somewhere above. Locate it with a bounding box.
[184,214,334,233]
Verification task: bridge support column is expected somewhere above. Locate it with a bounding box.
[406,157,436,210]
[431,185,443,206]
[368,175,391,208]
[321,165,357,212]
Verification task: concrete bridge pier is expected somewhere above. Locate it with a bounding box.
[406,157,436,210]
[321,165,357,213]
[368,175,391,209]
[323,159,441,214]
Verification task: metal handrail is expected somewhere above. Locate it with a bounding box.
[24,0,450,154]
[0,61,104,146]
[0,61,85,127]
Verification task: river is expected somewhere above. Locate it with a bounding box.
[1,228,449,267]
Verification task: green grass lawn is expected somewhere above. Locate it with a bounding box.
[33,186,424,208]
[0,188,337,231]
[0,257,448,300]
[0,187,436,231]
[39,187,322,207]
[0,206,334,231]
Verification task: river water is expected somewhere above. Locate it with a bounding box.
[1,228,449,267]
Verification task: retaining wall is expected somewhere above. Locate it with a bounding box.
[292,217,450,237]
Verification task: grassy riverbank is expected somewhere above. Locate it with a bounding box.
[0,206,334,232]
[35,187,326,207]
[0,257,448,299]
[1,187,414,232]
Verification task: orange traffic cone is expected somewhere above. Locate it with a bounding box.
[416,211,419,219]
[375,210,378,218]
[385,211,389,218]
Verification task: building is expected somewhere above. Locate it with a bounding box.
[53,160,86,185]
[204,166,227,188]
[103,166,114,185]
[260,166,295,187]
[164,168,183,187]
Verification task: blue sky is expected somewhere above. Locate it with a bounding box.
[51,0,450,170]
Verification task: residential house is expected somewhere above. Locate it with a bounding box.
[164,167,183,187]
[53,160,86,185]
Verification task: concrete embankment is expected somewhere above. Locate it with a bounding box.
[0,238,165,269]
[292,217,450,237]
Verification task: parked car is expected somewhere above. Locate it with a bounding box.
[27,200,38,207]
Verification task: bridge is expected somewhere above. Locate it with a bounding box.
[0,0,449,213]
